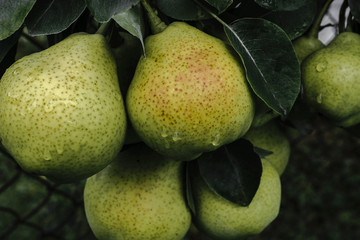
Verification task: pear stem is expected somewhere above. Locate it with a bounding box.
[308,0,334,39]
[96,21,112,36]
[140,0,167,34]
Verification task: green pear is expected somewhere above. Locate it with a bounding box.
[251,96,279,128]
[83,143,192,240]
[126,22,255,161]
[243,120,290,175]
[292,36,324,63]
[0,33,127,183]
[301,32,360,127]
[192,159,281,239]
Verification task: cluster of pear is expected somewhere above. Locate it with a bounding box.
[296,31,360,128]
[0,22,291,239]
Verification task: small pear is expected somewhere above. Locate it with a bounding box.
[292,36,324,63]
[126,22,255,161]
[83,143,192,240]
[192,159,281,239]
[244,120,290,175]
[301,32,360,127]
[0,33,127,182]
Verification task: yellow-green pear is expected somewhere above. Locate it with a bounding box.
[192,159,281,239]
[126,22,255,161]
[0,33,127,183]
[302,32,360,127]
[83,143,192,240]
[243,120,290,175]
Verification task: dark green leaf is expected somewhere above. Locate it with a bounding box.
[349,0,360,23]
[224,18,300,116]
[156,0,209,21]
[25,0,86,36]
[113,3,145,53]
[0,30,20,63]
[112,32,143,97]
[86,0,139,23]
[197,138,262,206]
[255,0,309,11]
[262,1,317,40]
[0,34,18,77]
[0,0,36,40]
[205,0,233,13]
[185,162,196,214]
[253,146,273,158]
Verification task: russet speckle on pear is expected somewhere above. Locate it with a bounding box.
[301,32,360,127]
[83,143,191,240]
[126,22,255,161]
[0,33,127,183]
[192,159,281,239]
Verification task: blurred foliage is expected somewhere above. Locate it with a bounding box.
[248,117,360,240]
[0,152,96,240]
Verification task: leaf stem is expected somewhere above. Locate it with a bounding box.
[192,0,234,37]
[308,0,334,38]
[339,0,349,33]
[345,12,353,32]
[95,21,112,36]
[140,0,167,34]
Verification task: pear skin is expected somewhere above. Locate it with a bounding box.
[192,159,281,239]
[243,120,290,175]
[0,33,127,183]
[126,22,255,161]
[83,143,192,240]
[292,36,324,63]
[301,32,360,127]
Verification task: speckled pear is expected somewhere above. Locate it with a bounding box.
[83,143,192,240]
[0,33,127,183]
[126,22,255,161]
[192,160,281,239]
[302,32,360,127]
[244,120,290,175]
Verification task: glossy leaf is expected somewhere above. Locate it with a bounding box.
[0,30,20,77]
[262,1,317,40]
[185,162,196,214]
[156,0,209,21]
[113,3,145,54]
[86,0,139,23]
[0,30,20,63]
[255,0,309,11]
[197,139,262,206]
[224,18,300,116]
[25,0,86,36]
[349,0,360,23]
[0,0,36,40]
[205,0,233,13]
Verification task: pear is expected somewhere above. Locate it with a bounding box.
[251,96,279,128]
[126,22,255,161]
[192,159,281,239]
[83,143,192,240]
[292,36,324,63]
[0,33,127,183]
[243,120,290,175]
[301,32,360,127]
